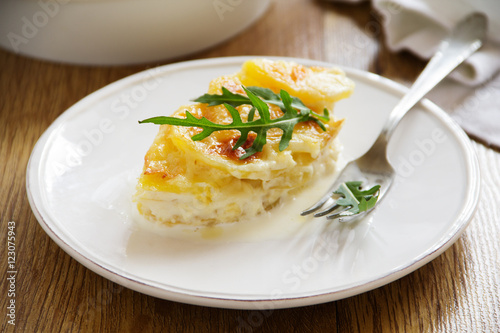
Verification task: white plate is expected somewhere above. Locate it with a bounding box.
[26,56,480,310]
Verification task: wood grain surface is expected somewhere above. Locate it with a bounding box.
[1,1,499,332]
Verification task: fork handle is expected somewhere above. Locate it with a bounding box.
[382,13,486,140]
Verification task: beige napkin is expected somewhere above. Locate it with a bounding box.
[327,0,500,149]
[372,0,500,85]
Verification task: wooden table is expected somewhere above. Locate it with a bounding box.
[1,1,499,332]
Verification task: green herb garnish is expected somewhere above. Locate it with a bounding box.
[194,86,330,124]
[139,86,330,159]
[334,181,380,215]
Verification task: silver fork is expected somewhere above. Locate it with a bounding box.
[302,13,487,221]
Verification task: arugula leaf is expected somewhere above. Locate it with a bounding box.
[334,181,380,215]
[139,85,330,159]
[194,87,250,107]
[195,86,330,126]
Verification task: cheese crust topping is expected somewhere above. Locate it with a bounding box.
[134,59,354,226]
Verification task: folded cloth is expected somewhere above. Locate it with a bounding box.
[373,0,500,86]
[326,0,500,149]
[329,0,500,85]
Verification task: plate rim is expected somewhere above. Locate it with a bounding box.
[26,56,481,309]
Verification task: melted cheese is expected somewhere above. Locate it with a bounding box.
[134,59,354,226]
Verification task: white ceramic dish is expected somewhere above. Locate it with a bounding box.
[0,0,270,65]
[26,56,480,309]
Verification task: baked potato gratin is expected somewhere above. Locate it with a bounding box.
[134,59,354,226]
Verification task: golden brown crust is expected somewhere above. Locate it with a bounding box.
[141,67,346,178]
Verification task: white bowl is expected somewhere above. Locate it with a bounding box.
[0,0,270,65]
